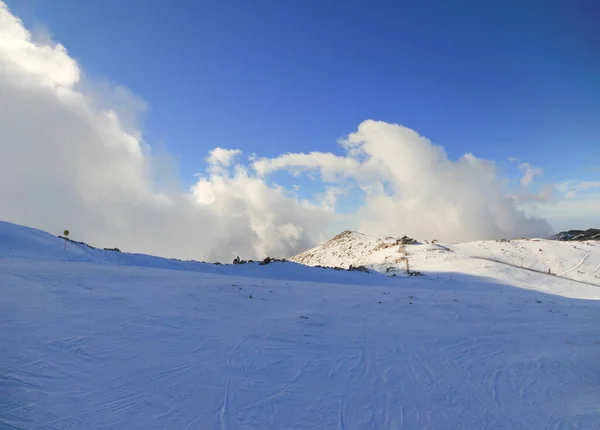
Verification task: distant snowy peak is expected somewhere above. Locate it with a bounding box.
[290,230,423,273]
[291,229,600,287]
[551,229,600,241]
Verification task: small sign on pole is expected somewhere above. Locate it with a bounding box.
[63,230,70,250]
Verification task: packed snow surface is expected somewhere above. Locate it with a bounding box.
[2,221,600,429]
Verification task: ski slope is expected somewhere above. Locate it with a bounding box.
[2,222,600,429]
[291,231,600,297]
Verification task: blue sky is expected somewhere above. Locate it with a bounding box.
[9,0,599,183]
[1,0,598,258]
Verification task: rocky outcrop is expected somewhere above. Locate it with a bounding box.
[259,257,286,265]
[397,235,418,245]
[551,229,600,241]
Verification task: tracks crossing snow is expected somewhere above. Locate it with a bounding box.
[3,228,600,428]
[558,252,591,276]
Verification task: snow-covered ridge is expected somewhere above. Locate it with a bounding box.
[291,230,600,287]
[0,221,377,285]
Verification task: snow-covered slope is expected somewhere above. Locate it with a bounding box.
[291,230,600,296]
[2,221,600,429]
[0,221,379,285]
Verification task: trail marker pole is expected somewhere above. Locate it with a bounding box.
[63,230,70,250]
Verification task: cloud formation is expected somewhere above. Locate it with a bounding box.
[518,162,543,187]
[206,148,242,171]
[254,121,553,242]
[0,2,331,261]
[0,2,556,260]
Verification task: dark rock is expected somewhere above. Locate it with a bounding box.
[396,235,418,245]
[408,271,424,276]
[348,265,370,273]
[332,230,355,241]
[58,236,96,249]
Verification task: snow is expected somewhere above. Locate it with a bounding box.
[0,222,378,286]
[291,231,600,298]
[2,222,600,428]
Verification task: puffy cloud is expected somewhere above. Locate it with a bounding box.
[0,3,79,87]
[0,2,331,261]
[253,121,553,242]
[347,122,552,241]
[0,2,556,261]
[254,152,362,182]
[206,148,242,169]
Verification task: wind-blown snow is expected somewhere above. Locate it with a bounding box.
[2,221,600,429]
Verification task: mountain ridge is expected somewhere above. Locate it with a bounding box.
[290,229,600,288]
[551,228,600,241]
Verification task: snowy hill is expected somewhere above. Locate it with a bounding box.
[2,221,600,428]
[0,221,379,285]
[291,230,600,296]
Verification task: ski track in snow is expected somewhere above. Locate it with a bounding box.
[3,260,600,429]
[557,252,591,276]
[2,221,600,428]
[470,255,600,288]
[219,380,230,430]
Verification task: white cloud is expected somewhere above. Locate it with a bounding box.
[206,148,242,169]
[254,152,362,182]
[253,120,553,242]
[555,180,600,198]
[0,3,79,87]
[0,2,560,261]
[0,2,331,261]
[518,162,543,186]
